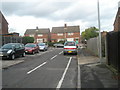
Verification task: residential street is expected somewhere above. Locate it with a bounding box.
[2,48,119,89]
[2,48,77,88]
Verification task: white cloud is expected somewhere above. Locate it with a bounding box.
[2,0,120,36]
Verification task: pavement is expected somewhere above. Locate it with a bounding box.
[1,60,24,69]
[77,48,119,89]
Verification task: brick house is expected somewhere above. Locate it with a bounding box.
[0,11,9,35]
[51,24,80,43]
[24,27,50,43]
[113,3,120,32]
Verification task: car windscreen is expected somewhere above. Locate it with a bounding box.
[2,44,15,49]
[38,43,45,46]
[25,44,36,48]
[65,42,75,46]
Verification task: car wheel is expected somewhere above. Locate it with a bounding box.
[32,51,35,55]
[22,52,25,57]
[75,52,77,55]
[10,54,15,60]
[37,50,39,53]
[63,52,66,55]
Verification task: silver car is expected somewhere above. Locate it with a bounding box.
[63,41,78,55]
[38,43,48,51]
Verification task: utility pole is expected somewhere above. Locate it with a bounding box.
[64,24,67,41]
[97,0,102,63]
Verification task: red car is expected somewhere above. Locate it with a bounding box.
[25,43,39,54]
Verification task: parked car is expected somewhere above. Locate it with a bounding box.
[0,43,25,60]
[25,43,39,54]
[38,43,48,51]
[53,43,64,48]
[63,41,78,55]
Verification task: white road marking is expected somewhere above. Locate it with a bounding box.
[59,51,63,55]
[77,63,81,88]
[27,62,47,74]
[56,57,72,89]
[50,55,58,60]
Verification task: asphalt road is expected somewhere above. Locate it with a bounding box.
[2,48,78,88]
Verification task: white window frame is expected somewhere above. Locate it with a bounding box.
[38,34,43,37]
[29,34,34,37]
[68,32,74,35]
[37,39,43,43]
[57,39,64,42]
[57,33,63,36]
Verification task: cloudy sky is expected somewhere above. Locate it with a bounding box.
[1,0,120,36]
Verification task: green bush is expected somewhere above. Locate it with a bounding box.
[22,36,34,45]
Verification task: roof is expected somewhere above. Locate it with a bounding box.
[52,26,80,33]
[24,28,50,35]
[0,11,8,24]
[114,7,120,25]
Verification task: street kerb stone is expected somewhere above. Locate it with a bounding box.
[2,60,24,69]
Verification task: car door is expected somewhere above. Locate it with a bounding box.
[15,44,21,57]
[20,44,25,54]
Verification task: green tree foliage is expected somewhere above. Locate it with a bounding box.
[22,36,34,44]
[81,27,99,40]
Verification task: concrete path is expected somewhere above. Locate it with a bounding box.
[77,48,118,88]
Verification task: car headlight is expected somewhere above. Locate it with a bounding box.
[7,50,12,54]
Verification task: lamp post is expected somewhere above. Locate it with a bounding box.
[97,0,102,63]
[35,27,38,43]
[64,24,67,42]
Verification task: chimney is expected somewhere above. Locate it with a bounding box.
[64,23,67,28]
[36,26,38,30]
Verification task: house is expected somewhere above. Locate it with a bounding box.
[24,27,50,43]
[51,24,80,43]
[0,11,9,35]
[113,2,120,32]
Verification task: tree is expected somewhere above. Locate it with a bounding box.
[22,36,34,45]
[81,27,99,41]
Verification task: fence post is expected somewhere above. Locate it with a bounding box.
[10,36,12,43]
[105,35,108,64]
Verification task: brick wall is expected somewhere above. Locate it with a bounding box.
[51,32,80,42]
[114,8,120,32]
[0,12,8,34]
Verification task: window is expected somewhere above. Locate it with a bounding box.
[57,33,63,36]
[57,39,64,42]
[37,39,43,43]
[38,34,43,37]
[65,42,76,46]
[68,33,74,35]
[29,34,34,37]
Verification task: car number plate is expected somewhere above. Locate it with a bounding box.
[0,54,3,56]
[68,51,72,53]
